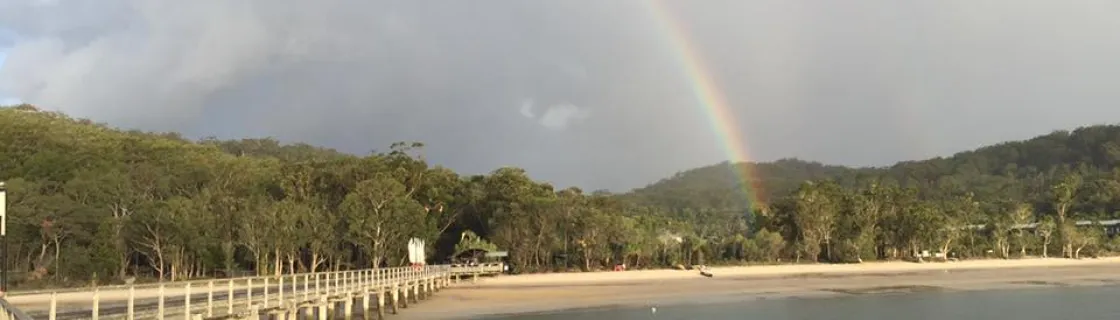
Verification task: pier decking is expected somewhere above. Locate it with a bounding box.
[0,264,489,319]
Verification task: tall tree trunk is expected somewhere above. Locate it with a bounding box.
[222,241,235,276]
[253,251,262,276]
[583,247,591,271]
[185,258,193,279]
[117,250,129,280]
[170,260,178,282]
[53,238,62,279]
[37,243,48,271]
[311,252,324,272]
[274,249,283,277]
[287,254,296,275]
[113,206,131,280]
[824,239,832,262]
[154,248,165,281]
[296,253,307,273]
[371,256,383,270]
[939,238,953,260]
[1041,236,1051,258]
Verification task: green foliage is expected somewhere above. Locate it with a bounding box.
[453,231,498,256]
[2,104,1120,288]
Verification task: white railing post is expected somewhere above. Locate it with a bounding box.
[184,283,192,320]
[92,287,100,320]
[207,280,214,317]
[157,284,165,319]
[48,292,56,320]
[227,279,234,315]
[263,277,270,308]
[127,285,135,320]
[246,278,253,311]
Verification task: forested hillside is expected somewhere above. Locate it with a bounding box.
[0,105,680,287]
[624,158,868,210]
[629,125,1120,216]
[627,124,1120,263]
[3,103,1120,289]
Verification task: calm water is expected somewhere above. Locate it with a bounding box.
[486,285,1120,320]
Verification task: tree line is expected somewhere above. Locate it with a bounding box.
[2,104,1120,289]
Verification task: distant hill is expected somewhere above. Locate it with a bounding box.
[627,125,1120,215]
[624,158,866,210]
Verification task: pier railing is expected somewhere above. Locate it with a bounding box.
[5,265,455,319]
[0,298,33,320]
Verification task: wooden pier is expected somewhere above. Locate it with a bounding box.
[0,265,456,319]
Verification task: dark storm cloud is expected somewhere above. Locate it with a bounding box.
[3,0,1120,191]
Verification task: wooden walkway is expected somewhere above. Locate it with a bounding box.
[1,265,461,319]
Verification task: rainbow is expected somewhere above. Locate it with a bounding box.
[646,0,766,208]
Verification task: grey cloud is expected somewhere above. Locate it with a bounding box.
[3,0,1120,191]
[519,100,590,130]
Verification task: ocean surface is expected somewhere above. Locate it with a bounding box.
[485,285,1120,320]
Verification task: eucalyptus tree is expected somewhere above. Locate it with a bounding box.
[791,181,844,262]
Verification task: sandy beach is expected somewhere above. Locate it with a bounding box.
[395,257,1120,319]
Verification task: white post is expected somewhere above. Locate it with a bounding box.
[184,283,192,320]
[227,279,234,315]
[127,285,135,320]
[264,277,270,308]
[92,287,100,320]
[48,292,57,320]
[246,278,253,310]
[158,284,165,319]
[207,280,214,317]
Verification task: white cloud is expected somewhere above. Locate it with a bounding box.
[538,103,589,130]
[519,99,535,118]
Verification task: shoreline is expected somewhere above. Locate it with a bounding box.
[395,257,1120,319]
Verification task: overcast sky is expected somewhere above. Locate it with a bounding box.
[3,0,1120,191]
